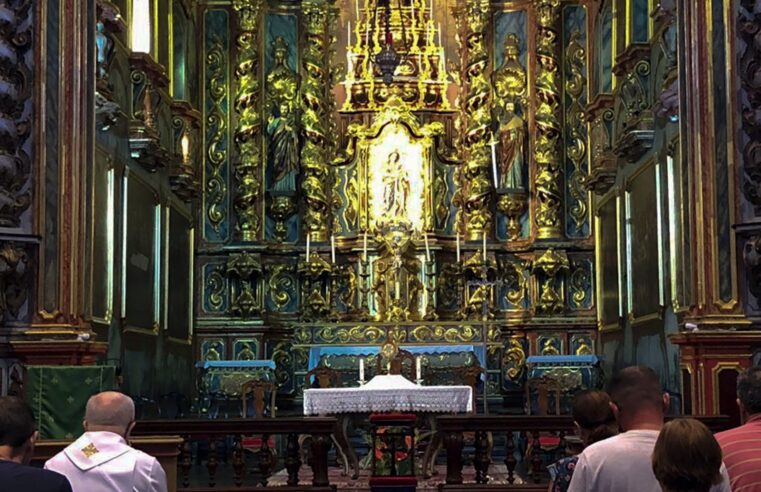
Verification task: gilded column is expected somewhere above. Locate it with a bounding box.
[534,0,563,239]
[233,0,264,241]
[300,0,331,241]
[457,0,493,240]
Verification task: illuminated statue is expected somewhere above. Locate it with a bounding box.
[382,151,410,217]
[497,101,526,190]
[267,101,299,191]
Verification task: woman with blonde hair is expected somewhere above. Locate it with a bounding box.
[652,418,727,492]
[547,389,618,492]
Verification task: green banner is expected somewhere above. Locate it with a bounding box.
[26,366,116,439]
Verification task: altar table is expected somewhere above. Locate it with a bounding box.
[303,375,472,478]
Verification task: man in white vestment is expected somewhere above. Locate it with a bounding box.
[44,391,167,492]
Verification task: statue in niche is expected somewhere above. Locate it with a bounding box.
[496,101,527,190]
[492,34,528,190]
[267,101,299,191]
[266,36,299,192]
[382,150,410,217]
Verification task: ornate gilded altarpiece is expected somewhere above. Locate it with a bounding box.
[196,0,597,402]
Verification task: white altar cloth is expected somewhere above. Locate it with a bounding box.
[303,375,472,415]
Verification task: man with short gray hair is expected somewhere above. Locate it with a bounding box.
[44,391,167,492]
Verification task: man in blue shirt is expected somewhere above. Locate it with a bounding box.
[0,396,72,492]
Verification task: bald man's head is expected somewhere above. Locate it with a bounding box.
[84,392,135,437]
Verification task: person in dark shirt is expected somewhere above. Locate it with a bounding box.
[0,396,72,492]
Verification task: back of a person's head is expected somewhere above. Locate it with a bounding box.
[572,389,618,445]
[737,366,761,416]
[0,396,36,450]
[652,418,723,492]
[84,391,135,435]
[607,366,664,416]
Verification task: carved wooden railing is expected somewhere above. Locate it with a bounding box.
[435,414,730,491]
[132,417,337,491]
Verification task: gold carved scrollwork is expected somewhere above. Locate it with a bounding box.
[271,340,293,387]
[455,0,493,239]
[206,266,226,312]
[295,327,312,344]
[300,0,331,241]
[565,31,588,233]
[534,0,563,239]
[541,337,561,355]
[315,325,385,344]
[569,259,591,309]
[408,324,479,343]
[206,36,228,234]
[232,0,264,241]
[502,257,528,307]
[268,264,295,311]
[503,337,526,382]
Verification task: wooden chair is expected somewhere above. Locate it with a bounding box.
[240,380,277,484]
[300,367,350,476]
[306,366,342,389]
[377,349,415,380]
[525,376,563,477]
[423,364,490,478]
[526,376,562,416]
[453,364,484,414]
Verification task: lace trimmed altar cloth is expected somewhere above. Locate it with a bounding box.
[303,375,472,415]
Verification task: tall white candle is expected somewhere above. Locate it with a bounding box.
[363,231,368,261]
[415,356,422,381]
[490,138,499,188]
[331,234,336,263]
[456,233,461,263]
[306,232,311,258]
[355,0,360,20]
[482,231,487,262]
[424,233,431,261]
[430,0,433,13]
[395,279,401,299]
[359,357,365,382]
[411,0,415,24]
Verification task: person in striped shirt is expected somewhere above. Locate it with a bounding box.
[716,366,761,491]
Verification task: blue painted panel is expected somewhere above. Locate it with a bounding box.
[203,10,230,242]
[711,0,732,302]
[600,8,613,94]
[633,0,649,42]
